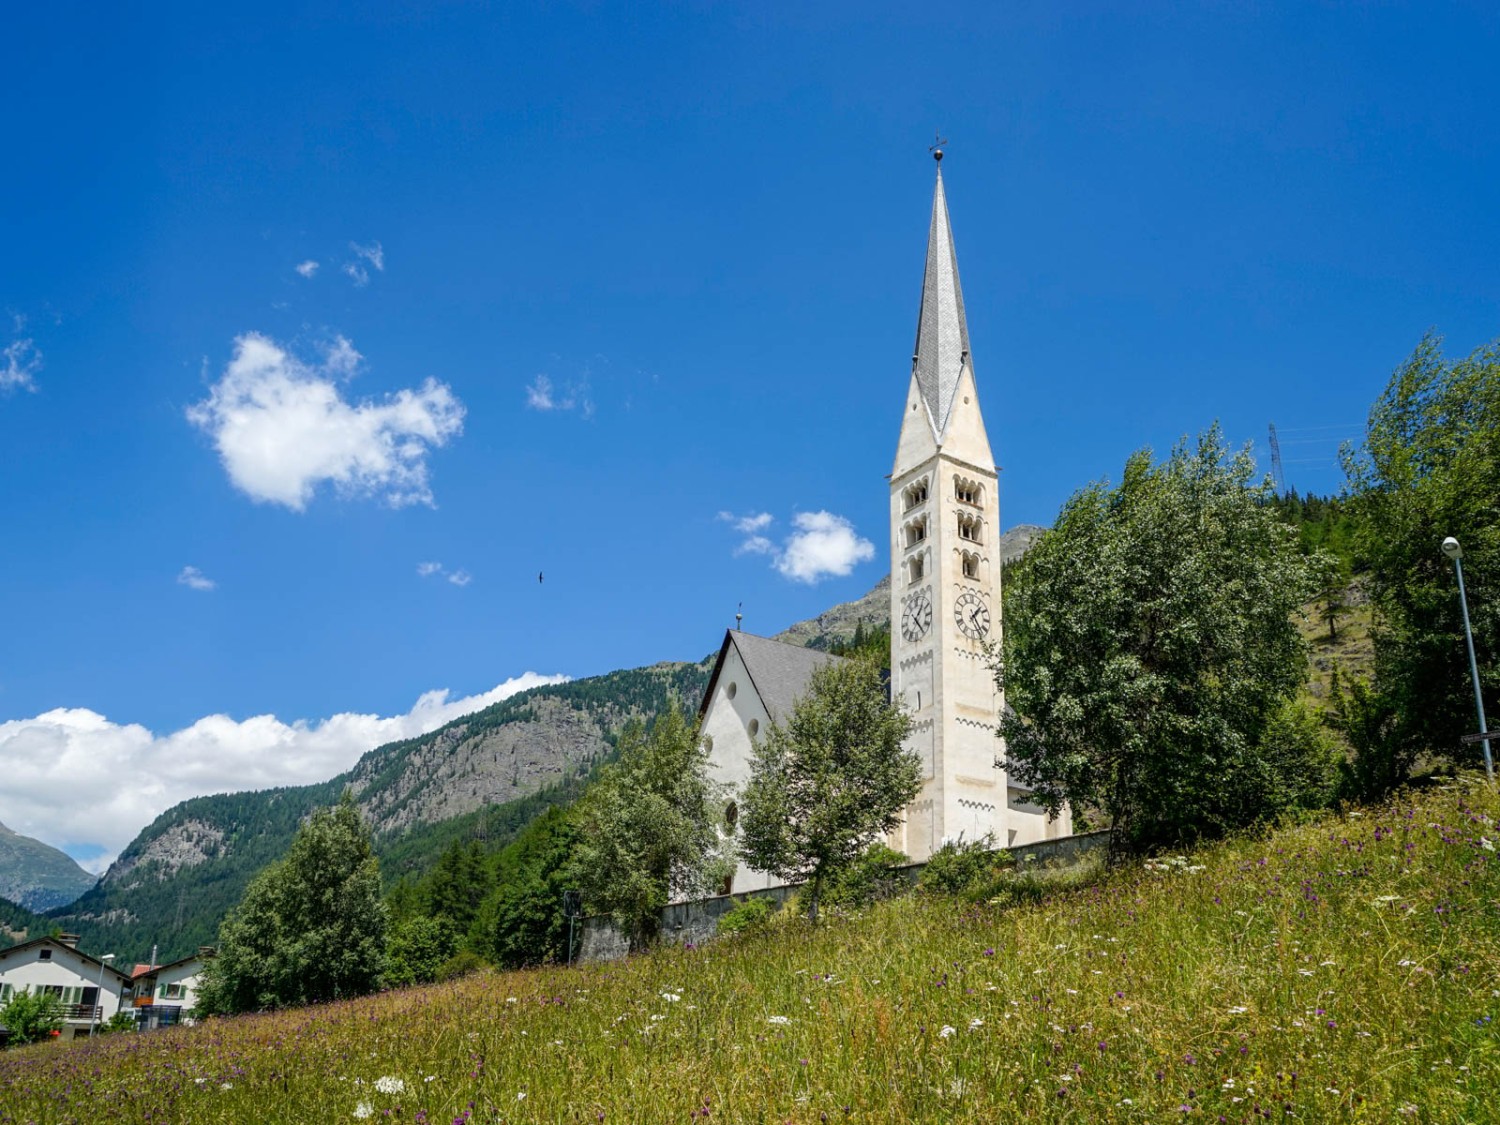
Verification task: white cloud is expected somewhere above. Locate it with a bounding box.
[177,566,216,592]
[344,241,385,286]
[416,561,471,586]
[0,672,568,869]
[718,511,773,535]
[775,511,876,583]
[2,338,41,392]
[524,374,593,416]
[186,332,465,511]
[295,260,320,278]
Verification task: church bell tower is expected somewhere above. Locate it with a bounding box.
[889,149,1066,861]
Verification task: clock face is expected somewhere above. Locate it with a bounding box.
[954,590,991,640]
[901,590,933,642]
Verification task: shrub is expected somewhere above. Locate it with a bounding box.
[918,836,1013,899]
[434,950,488,982]
[97,1011,137,1035]
[0,990,64,1045]
[821,843,910,910]
[716,896,776,937]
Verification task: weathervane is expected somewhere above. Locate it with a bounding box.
[929,132,949,162]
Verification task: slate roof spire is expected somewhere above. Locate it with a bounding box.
[912,148,973,437]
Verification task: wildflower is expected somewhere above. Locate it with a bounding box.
[517,1092,527,1101]
[354,1104,374,1120]
[1228,1006,1248,1014]
[969,1018,984,1030]
[939,1025,957,1038]
[375,1077,405,1095]
[767,1016,791,1025]
[661,992,681,1002]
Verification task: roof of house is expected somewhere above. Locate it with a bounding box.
[131,952,208,980]
[699,630,844,725]
[0,936,133,983]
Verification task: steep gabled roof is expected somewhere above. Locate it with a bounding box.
[0,936,133,983]
[699,630,844,724]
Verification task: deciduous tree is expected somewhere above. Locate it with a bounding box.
[999,426,1332,857]
[738,654,919,923]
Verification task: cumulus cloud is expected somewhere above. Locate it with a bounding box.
[343,241,385,286]
[721,508,875,583]
[186,332,465,510]
[0,672,568,870]
[524,374,593,417]
[416,561,443,577]
[447,569,472,587]
[775,511,876,583]
[2,338,41,392]
[295,260,320,278]
[176,566,216,591]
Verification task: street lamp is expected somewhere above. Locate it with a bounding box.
[88,953,115,1037]
[1442,537,1494,784]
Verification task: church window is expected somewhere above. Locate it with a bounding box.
[39,949,52,961]
[726,681,737,700]
[903,479,929,511]
[905,517,928,548]
[961,551,980,579]
[719,873,733,896]
[954,477,982,506]
[724,801,738,828]
[958,512,982,544]
[908,555,925,583]
[747,718,759,738]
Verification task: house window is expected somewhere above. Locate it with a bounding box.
[905,516,928,549]
[962,551,980,579]
[38,949,52,961]
[903,479,929,511]
[160,983,186,1001]
[957,512,982,544]
[954,476,982,506]
[909,555,925,583]
[0,984,12,1002]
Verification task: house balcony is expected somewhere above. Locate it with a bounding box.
[60,1004,103,1023]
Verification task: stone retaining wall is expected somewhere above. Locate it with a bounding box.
[577,828,1111,962]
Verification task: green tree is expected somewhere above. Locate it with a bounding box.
[197,791,387,1013]
[999,427,1329,857]
[570,707,725,951]
[384,914,460,988]
[0,989,64,1044]
[472,807,580,969]
[1341,334,1500,792]
[738,654,919,923]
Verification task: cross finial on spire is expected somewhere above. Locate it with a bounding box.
[929,132,949,163]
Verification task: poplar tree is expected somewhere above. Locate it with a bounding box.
[738,654,920,923]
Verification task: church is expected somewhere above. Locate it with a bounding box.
[700,152,1070,895]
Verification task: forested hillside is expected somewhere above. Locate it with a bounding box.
[0,820,97,912]
[0,894,51,948]
[50,661,710,962]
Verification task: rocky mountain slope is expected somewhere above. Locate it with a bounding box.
[0,820,97,912]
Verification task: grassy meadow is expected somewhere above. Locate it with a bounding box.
[3,777,1498,1124]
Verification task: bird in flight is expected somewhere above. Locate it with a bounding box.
[538,571,544,584]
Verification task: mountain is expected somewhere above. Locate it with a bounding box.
[0,820,98,912]
[50,533,1052,963]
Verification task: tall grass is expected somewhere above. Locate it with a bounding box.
[3,777,1497,1123]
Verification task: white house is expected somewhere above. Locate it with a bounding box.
[0,934,132,1039]
[129,949,211,1030]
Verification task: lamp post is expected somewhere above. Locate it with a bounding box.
[1442,537,1494,784]
[88,953,115,1037]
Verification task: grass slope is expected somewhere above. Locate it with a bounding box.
[4,778,1498,1124]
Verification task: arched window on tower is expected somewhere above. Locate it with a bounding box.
[961,551,980,580]
[954,476,983,506]
[905,516,929,549]
[903,478,929,511]
[909,554,925,584]
[957,512,982,544]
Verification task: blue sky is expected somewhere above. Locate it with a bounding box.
[3,2,1498,867]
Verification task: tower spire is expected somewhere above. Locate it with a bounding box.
[912,151,972,437]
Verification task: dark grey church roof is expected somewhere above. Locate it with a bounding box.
[699,630,843,724]
[912,165,973,436]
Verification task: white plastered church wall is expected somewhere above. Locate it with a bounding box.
[699,641,777,896]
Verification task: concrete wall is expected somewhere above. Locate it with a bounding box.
[578,828,1111,962]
